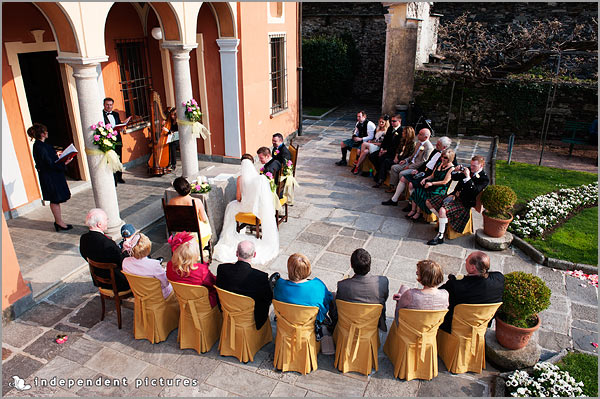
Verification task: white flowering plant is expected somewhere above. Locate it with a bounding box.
[91,121,120,153]
[509,182,598,237]
[505,361,585,397]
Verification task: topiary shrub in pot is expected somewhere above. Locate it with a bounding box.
[495,271,551,350]
[480,184,517,237]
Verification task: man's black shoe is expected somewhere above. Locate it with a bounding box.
[372,182,382,188]
[335,159,347,166]
[117,178,126,184]
[427,234,444,246]
[401,204,412,212]
[381,199,398,206]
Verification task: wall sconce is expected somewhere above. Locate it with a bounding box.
[151,27,163,40]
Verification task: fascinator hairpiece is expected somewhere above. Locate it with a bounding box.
[123,233,140,255]
[168,231,194,252]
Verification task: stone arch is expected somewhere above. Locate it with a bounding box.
[32,2,80,54]
[207,2,236,38]
[148,2,181,41]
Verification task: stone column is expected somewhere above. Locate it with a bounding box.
[163,44,199,179]
[216,38,242,158]
[382,2,421,116]
[66,60,123,234]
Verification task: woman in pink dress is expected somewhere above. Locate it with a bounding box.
[165,231,217,307]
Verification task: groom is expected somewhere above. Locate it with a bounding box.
[257,147,282,184]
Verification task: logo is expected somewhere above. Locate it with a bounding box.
[9,376,31,391]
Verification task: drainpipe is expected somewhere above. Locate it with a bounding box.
[297,2,303,136]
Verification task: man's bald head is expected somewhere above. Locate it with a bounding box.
[418,128,431,142]
[85,208,108,231]
[236,240,256,262]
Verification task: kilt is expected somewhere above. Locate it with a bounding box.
[343,138,363,149]
[429,195,471,233]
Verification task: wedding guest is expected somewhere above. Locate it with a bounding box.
[370,115,405,187]
[168,177,211,250]
[122,233,173,299]
[274,253,334,325]
[166,231,217,307]
[352,115,389,175]
[335,110,376,166]
[405,149,455,222]
[335,249,389,331]
[393,260,449,320]
[80,208,129,291]
[118,223,136,255]
[438,251,504,333]
[27,123,73,232]
[216,240,273,328]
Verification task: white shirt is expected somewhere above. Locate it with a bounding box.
[353,120,376,142]
[105,112,116,126]
[425,151,442,170]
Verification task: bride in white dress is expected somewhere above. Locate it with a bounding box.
[213,156,279,265]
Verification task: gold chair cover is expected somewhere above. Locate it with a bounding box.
[170,281,222,354]
[333,300,383,375]
[272,300,319,375]
[215,286,272,363]
[383,308,448,381]
[437,302,502,374]
[122,272,179,343]
[446,210,474,239]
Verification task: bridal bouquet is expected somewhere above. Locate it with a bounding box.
[87,122,123,172]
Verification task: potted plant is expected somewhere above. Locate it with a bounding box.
[495,271,551,350]
[480,184,517,237]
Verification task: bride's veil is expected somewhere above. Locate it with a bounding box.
[213,159,279,265]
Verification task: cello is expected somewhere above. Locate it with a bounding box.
[148,90,170,175]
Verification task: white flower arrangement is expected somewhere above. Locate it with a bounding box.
[505,362,585,397]
[509,182,598,237]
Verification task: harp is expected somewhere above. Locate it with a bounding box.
[147,89,170,175]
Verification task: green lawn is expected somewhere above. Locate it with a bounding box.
[495,160,598,205]
[557,352,598,397]
[303,106,332,116]
[526,207,598,265]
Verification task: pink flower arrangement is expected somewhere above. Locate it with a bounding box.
[274,149,279,156]
[283,160,294,176]
[265,172,273,179]
[183,99,202,122]
[91,121,121,153]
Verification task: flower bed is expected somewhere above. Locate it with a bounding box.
[505,361,585,397]
[509,182,598,237]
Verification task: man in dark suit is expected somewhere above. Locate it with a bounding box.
[216,240,273,329]
[335,249,389,331]
[103,97,125,185]
[369,114,404,187]
[425,154,490,245]
[257,146,282,183]
[271,133,291,166]
[438,251,504,333]
[80,208,130,291]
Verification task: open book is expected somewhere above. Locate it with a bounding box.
[113,116,132,133]
[55,143,78,163]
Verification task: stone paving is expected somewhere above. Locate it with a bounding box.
[3,106,597,397]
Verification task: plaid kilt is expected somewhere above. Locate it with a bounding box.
[429,195,471,233]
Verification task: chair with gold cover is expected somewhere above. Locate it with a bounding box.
[437,302,502,374]
[170,281,222,354]
[122,272,179,343]
[383,308,448,381]
[333,300,383,376]
[272,300,319,375]
[215,286,273,363]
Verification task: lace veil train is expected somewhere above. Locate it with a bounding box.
[213,159,279,265]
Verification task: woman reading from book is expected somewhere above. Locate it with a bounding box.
[27,123,73,232]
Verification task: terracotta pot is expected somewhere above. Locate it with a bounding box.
[495,314,541,350]
[482,212,513,238]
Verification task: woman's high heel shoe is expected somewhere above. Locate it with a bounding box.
[54,222,73,232]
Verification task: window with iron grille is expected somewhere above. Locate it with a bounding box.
[269,34,287,114]
[115,39,152,128]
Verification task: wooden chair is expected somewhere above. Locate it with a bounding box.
[333,300,383,376]
[383,308,448,381]
[122,272,180,343]
[275,176,288,228]
[272,300,319,375]
[170,281,222,354]
[87,258,132,329]
[288,141,299,176]
[437,302,502,374]
[215,287,273,363]
[235,213,262,238]
[162,198,212,263]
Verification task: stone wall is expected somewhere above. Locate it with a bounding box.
[302,2,387,103]
[412,71,598,139]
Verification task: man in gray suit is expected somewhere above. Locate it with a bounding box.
[387,128,434,191]
[335,249,389,331]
